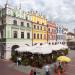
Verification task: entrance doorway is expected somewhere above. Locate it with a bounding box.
[11,45,19,53]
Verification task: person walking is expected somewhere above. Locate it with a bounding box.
[44,64,50,75]
[18,57,21,65]
[17,56,21,67]
[58,62,63,73]
[54,63,57,73]
[33,68,36,75]
[57,68,61,75]
[29,69,34,75]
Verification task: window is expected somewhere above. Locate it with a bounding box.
[62,29,64,33]
[57,28,58,33]
[13,20,17,25]
[59,28,61,33]
[37,34,39,39]
[1,31,3,38]
[27,23,30,27]
[54,29,56,33]
[52,42,54,45]
[26,16,28,20]
[49,43,51,45]
[2,20,3,24]
[44,34,46,39]
[21,22,24,26]
[42,23,44,25]
[40,43,43,45]
[52,29,54,32]
[48,28,50,32]
[34,25,36,29]
[37,26,39,30]
[37,21,39,24]
[21,32,24,38]
[27,33,30,39]
[44,27,46,31]
[40,34,42,39]
[34,33,36,39]
[62,42,64,44]
[48,35,50,40]
[13,31,17,38]
[54,35,56,39]
[40,26,42,30]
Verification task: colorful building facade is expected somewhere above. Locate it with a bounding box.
[63,27,68,45]
[30,11,48,45]
[56,25,65,44]
[0,4,68,60]
[0,4,32,59]
[48,21,57,45]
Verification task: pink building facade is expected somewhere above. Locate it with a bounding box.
[48,21,57,45]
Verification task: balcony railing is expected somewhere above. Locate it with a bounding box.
[11,24,32,30]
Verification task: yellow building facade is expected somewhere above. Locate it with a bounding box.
[31,11,48,45]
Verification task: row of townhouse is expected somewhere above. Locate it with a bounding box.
[0,4,68,60]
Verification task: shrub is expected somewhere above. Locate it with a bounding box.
[21,59,29,66]
[52,55,58,62]
[11,52,17,62]
[63,49,69,55]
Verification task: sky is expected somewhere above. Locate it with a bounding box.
[0,0,75,32]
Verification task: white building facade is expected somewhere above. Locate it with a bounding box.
[0,4,32,59]
[56,25,67,45]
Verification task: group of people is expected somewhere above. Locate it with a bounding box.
[29,62,64,75]
[29,64,51,75]
[54,62,64,75]
[16,57,64,75]
[45,62,64,75]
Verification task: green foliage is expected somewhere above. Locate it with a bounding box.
[10,50,68,68]
[53,55,58,62]
[63,49,69,55]
[21,59,29,66]
[11,52,17,62]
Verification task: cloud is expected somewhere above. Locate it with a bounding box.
[0,0,75,31]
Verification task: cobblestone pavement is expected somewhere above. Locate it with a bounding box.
[0,60,25,75]
[53,50,75,75]
[0,50,75,75]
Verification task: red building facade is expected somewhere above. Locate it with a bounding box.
[47,21,57,45]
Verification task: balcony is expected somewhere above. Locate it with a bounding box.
[11,24,32,30]
[11,24,19,29]
[6,38,32,43]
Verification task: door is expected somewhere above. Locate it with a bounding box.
[0,45,4,59]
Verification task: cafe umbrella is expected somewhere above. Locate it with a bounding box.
[57,56,71,62]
